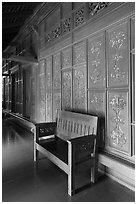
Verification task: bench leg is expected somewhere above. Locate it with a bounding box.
[34,126,38,162]
[68,141,74,196]
[34,143,39,162]
[91,158,98,183]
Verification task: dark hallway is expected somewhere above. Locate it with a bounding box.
[2,118,135,202]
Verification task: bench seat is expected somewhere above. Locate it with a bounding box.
[39,137,68,164]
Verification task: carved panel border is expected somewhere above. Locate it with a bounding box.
[107,90,131,156]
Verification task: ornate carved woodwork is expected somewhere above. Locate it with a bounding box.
[62,69,72,110]
[62,47,72,68]
[53,52,61,90]
[45,56,52,91]
[62,16,72,34]
[88,2,111,16]
[74,5,85,28]
[47,25,61,42]
[46,93,52,122]
[53,92,61,121]
[73,40,86,65]
[88,33,105,88]
[107,91,130,154]
[73,64,87,111]
[107,22,129,87]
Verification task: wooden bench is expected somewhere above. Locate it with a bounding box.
[33,110,98,196]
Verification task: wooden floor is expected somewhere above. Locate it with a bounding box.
[2,118,135,202]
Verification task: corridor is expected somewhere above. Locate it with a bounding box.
[2,117,135,202]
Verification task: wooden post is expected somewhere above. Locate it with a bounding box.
[91,138,98,183]
[68,141,74,196]
[33,126,38,162]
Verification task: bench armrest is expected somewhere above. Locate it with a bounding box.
[68,134,97,162]
[34,122,56,139]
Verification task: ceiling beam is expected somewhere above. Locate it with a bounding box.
[6,55,38,65]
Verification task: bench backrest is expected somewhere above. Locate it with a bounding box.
[56,110,98,141]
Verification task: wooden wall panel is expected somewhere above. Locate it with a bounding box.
[46,7,61,32]
[107,90,130,155]
[62,2,72,18]
[73,64,87,111]
[39,74,46,122]
[30,77,35,121]
[53,52,61,90]
[107,21,129,88]
[73,40,86,65]
[88,33,105,89]
[53,92,61,121]
[45,56,52,91]
[62,69,72,110]
[39,60,45,74]
[88,91,105,116]
[62,47,72,68]
[46,93,52,122]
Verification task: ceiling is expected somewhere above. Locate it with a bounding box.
[2,2,41,51]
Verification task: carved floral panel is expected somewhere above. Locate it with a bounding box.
[73,64,87,111]
[107,91,130,154]
[47,25,61,42]
[88,2,112,16]
[53,92,61,121]
[88,33,105,88]
[46,93,52,122]
[88,91,105,116]
[62,47,72,68]
[62,69,72,110]
[53,52,61,89]
[73,40,86,65]
[74,5,85,28]
[107,22,129,87]
[45,56,52,91]
[62,16,72,34]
